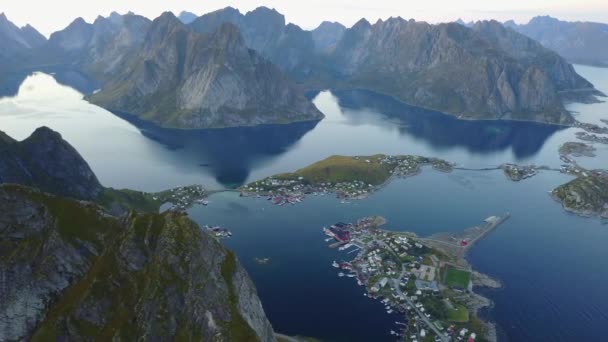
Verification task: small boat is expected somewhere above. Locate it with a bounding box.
[347,274,356,278]
[387,310,393,314]
[338,272,345,277]
[332,261,339,268]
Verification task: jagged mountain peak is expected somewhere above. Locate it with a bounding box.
[528,15,560,25]
[353,18,372,28]
[317,21,346,29]
[178,10,198,24]
[0,127,103,200]
[26,125,63,141]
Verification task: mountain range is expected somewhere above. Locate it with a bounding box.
[0,8,605,127]
[87,12,323,128]
[0,127,277,341]
[504,16,608,67]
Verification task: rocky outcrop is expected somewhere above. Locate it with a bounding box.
[89,12,323,129]
[0,184,276,341]
[505,16,608,67]
[0,127,102,200]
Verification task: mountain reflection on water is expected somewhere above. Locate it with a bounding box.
[0,71,573,190]
[111,111,320,187]
[332,89,565,158]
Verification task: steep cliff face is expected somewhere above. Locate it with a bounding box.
[0,127,102,200]
[322,18,598,124]
[89,12,322,129]
[0,184,276,341]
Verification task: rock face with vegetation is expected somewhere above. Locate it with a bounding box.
[552,176,608,218]
[89,12,323,129]
[0,127,103,201]
[505,16,608,67]
[0,184,276,341]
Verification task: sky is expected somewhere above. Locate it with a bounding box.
[3,0,608,36]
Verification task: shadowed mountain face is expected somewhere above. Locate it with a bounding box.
[332,89,565,158]
[0,127,103,200]
[312,21,346,52]
[0,13,46,71]
[505,16,608,67]
[178,10,198,24]
[111,110,319,187]
[88,12,323,129]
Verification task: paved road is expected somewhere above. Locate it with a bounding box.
[392,278,448,342]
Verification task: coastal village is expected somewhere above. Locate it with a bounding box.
[323,215,509,342]
[151,185,210,210]
[239,155,454,205]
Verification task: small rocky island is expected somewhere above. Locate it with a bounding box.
[240,154,453,204]
[324,215,509,342]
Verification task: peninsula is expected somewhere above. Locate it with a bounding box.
[324,215,509,342]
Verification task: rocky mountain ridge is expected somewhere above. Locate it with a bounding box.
[504,16,608,67]
[0,184,276,341]
[0,9,604,126]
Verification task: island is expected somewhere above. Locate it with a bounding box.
[573,120,608,134]
[324,215,509,342]
[499,164,543,181]
[559,142,596,157]
[552,175,608,218]
[240,154,453,204]
[575,132,608,144]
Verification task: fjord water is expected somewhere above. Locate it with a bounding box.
[1,66,607,341]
